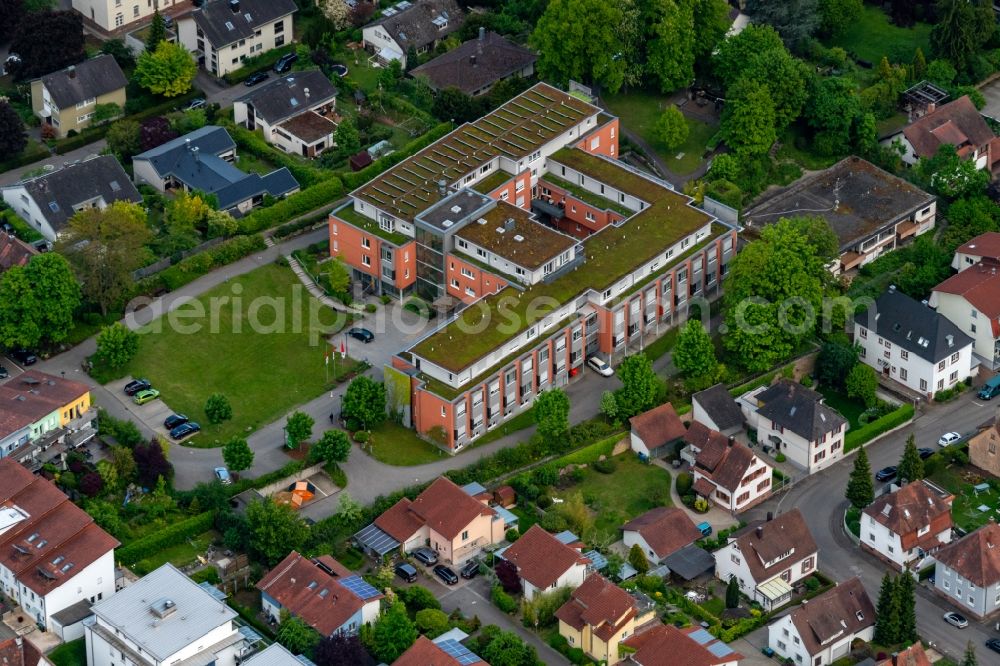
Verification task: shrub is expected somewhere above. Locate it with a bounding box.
[775,452,787,463]
[117,511,214,564]
[353,431,369,444]
[491,585,517,613]
[845,404,914,451]
[505,528,520,542]
[676,472,693,495]
[536,495,552,509]
[364,303,377,313]
[140,235,267,294]
[593,458,616,474]
[237,178,345,235]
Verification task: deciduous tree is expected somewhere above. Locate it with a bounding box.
[815,338,859,390]
[628,543,649,574]
[285,411,315,448]
[0,0,24,42]
[477,628,540,666]
[846,363,878,408]
[204,393,233,424]
[246,499,308,565]
[309,429,351,465]
[95,323,140,369]
[368,601,417,663]
[652,105,689,149]
[134,41,197,97]
[897,434,924,483]
[534,388,570,451]
[645,0,696,92]
[673,319,720,390]
[846,446,874,510]
[101,38,135,69]
[932,0,994,76]
[805,76,861,156]
[8,10,84,80]
[314,632,367,666]
[916,144,990,200]
[105,119,141,161]
[222,437,254,473]
[615,354,659,419]
[333,118,360,156]
[342,376,386,430]
[276,613,320,654]
[530,0,626,93]
[0,100,27,157]
[140,116,178,152]
[134,438,173,488]
[720,79,777,158]
[817,0,862,38]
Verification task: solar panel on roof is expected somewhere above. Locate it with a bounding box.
[354,523,400,556]
[687,628,714,645]
[707,642,734,657]
[340,575,381,600]
[583,549,606,571]
[436,639,481,665]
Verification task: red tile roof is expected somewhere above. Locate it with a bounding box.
[903,96,995,159]
[256,551,380,636]
[393,635,486,665]
[0,636,40,666]
[695,434,762,494]
[934,521,1000,587]
[0,370,91,430]
[622,507,702,560]
[555,574,637,640]
[623,624,742,666]
[862,481,953,551]
[933,262,1000,336]
[375,477,496,542]
[502,525,589,590]
[374,498,426,543]
[956,232,1000,261]
[876,643,932,666]
[0,233,37,274]
[629,403,686,451]
[0,460,118,597]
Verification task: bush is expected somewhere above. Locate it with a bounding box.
[775,452,787,463]
[676,472,693,495]
[491,585,517,614]
[593,458,616,474]
[354,431,369,443]
[505,527,520,542]
[844,404,914,451]
[536,494,552,509]
[117,511,214,564]
[140,235,267,294]
[237,178,345,235]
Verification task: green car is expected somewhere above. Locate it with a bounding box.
[133,388,160,405]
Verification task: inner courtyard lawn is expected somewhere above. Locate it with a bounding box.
[824,6,932,65]
[123,264,351,446]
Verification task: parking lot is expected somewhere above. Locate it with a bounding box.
[105,376,192,441]
[0,354,28,383]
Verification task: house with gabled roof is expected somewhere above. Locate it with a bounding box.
[30,55,127,138]
[355,476,504,564]
[622,507,702,567]
[861,479,953,571]
[410,28,535,97]
[740,380,847,474]
[933,521,1000,619]
[622,624,742,666]
[876,643,933,666]
[0,637,42,666]
[713,510,819,611]
[767,577,875,666]
[393,634,487,665]
[256,551,382,635]
[555,574,656,664]
[0,232,38,275]
[499,524,589,600]
[2,155,140,242]
[952,231,1000,271]
[362,0,465,68]
[628,402,686,458]
[856,286,974,397]
[242,643,307,666]
[930,260,1000,370]
[889,96,999,172]
[690,429,772,513]
[692,383,745,437]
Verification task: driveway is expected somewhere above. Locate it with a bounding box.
[979,77,1000,122]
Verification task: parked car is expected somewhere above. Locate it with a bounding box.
[164,414,189,429]
[943,611,969,628]
[986,638,1000,654]
[875,466,897,482]
[273,52,299,73]
[0,365,7,379]
[433,564,458,585]
[587,356,614,377]
[979,375,1000,400]
[696,521,713,537]
[133,388,160,405]
[939,431,962,447]
[918,447,935,460]
[170,422,201,440]
[348,327,374,343]
[124,378,151,396]
[244,71,269,86]
[8,349,37,365]
[460,559,480,579]
[412,547,438,566]
[395,563,418,583]
[214,467,232,485]
[184,98,206,110]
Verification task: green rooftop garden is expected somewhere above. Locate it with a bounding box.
[333,204,410,246]
[540,173,634,216]
[473,169,515,194]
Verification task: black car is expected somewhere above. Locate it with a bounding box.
[875,466,897,482]
[164,414,189,430]
[348,327,374,343]
[460,559,480,579]
[9,349,37,365]
[918,447,935,460]
[412,547,438,566]
[0,365,7,379]
[395,563,418,583]
[433,564,458,585]
[986,638,1000,654]
[273,52,298,73]
[244,71,269,86]
[124,378,151,396]
[170,422,201,440]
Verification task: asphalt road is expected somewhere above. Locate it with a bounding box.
[746,391,1000,663]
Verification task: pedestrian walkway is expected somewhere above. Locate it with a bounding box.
[658,459,738,532]
[287,254,351,313]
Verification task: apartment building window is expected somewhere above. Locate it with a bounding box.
[938,360,946,371]
[859,328,867,339]
[115,12,124,25]
[361,237,370,249]
[900,368,907,381]
[971,324,977,334]
[461,268,474,279]
[274,19,285,33]
[951,352,960,364]
[451,279,459,288]
[275,35,285,46]
[515,180,525,192]
[499,191,509,201]
[133,5,140,16]
[920,379,928,391]
[900,349,908,360]
[75,98,96,109]
[465,287,476,297]
[585,211,596,222]
[361,255,370,267]
[950,371,958,382]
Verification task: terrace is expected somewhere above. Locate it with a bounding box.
[454,202,578,271]
[472,169,515,194]
[332,204,411,246]
[540,173,634,216]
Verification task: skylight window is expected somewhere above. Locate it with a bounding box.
[27,533,38,542]
[225,21,234,30]
[51,555,64,565]
[290,97,299,107]
[60,562,73,573]
[36,539,48,549]
[48,202,59,213]
[110,180,121,192]
[244,12,252,21]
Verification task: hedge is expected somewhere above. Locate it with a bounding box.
[225,121,325,187]
[553,432,625,466]
[222,44,296,84]
[844,403,914,452]
[1,209,44,243]
[136,234,267,294]
[340,122,453,190]
[273,211,329,238]
[0,142,52,174]
[117,511,214,564]
[236,177,345,234]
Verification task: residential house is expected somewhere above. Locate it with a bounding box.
[355,476,504,563]
[628,402,686,458]
[72,0,190,34]
[132,126,299,216]
[622,624,742,666]
[499,524,589,601]
[622,507,702,566]
[933,521,1000,619]
[930,261,1000,370]
[0,232,38,274]
[410,29,536,97]
[0,459,118,633]
[177,0,297,77]
[888,96,999,171]
[742,157,936,275]
[393,635,487,665]
[860,480,954,571]
[713,510,819,611]
[691,383,745,437]
[952,231,1000,271]
[969,413,1000,477]
[767,577,875,666]
[242,644,305,666]
[690,429,772,513]
[2,155,140,242]
[740,380,847,474]
[855,286,975,397]
[233,70,338,158]
[876,643,933,666]
[256,551,382,635]
[555,574,656,665]
[0,638,42,666]
[85,563,244,666]
[362,0,465,68]
[0,370,95,470]
[31,55,126,138]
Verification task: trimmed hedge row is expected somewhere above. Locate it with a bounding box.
[273,211,329,239]
[0,142,52,174]
[117,511,214,565]
[236,177,345,235]
[137,234,267,294]
[340,122,453,190]
[844,403,914,452]
[226,122,325,187]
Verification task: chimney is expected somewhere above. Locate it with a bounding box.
[437,179,447,197]
[766,511,773,521]
[927,103,936,114]
[229,0,239,12]
[892,653,899,666]
[304,87,310,98]
[470,54,477,67]
[755,525,763,539]
[728,436,735,448]
[67,65,76,79]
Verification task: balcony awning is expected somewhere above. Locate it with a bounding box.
[757,577,793,602]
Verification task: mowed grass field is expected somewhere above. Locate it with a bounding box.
[123,264,350,446]
[825,6,932,64]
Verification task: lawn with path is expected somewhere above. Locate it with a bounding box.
[824,5,932,65]
[122,263,352,446]
[928,464,1000,533]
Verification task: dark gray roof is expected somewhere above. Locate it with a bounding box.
[410,31,536,95]
[50,599,93,627]
[7,156,140,233]
[235,70,337,124]
[756,380,847,442]
[692,383,744,432]
[856,288,973,363]
[661,544,716,580]
[39,55,127,109]
[191,0,297,48]
[371,0,465,52]
[214,168,299,210]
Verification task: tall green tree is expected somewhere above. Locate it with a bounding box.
[285,411,315,449]
[145,9,166,51]
[615,354,659,419]
[645,0,696,92]
[628,543,649,574]
[204,393,233,424]
[895,572,917,643]
[0,100,27,157]
[873,574,900,645]
[0,267,39,349]
[222,436,254,473]
[726,576,740,608]
[673,319,720,390]
[897,435,925,484]
[276,612,320,654]
[134,40,197,97]
[95,323,140,369]
[846,363,878,408]
[805,76,862,156]
[817,0,862,38]
[962,641,979,666]
[368,602,417,663]
[916,144,990,200]
[478,628,541,666]
[652,105,689,149]
[744,0,819,46]
[334,118,360,156]
[720,79,777,158]
[0,247,80,350]
[309,429,351,465]
[530,0,626,93]
[846,445,874,509]
[534,388,570,451]
[245,499,308,565]
[815,338,859,390]
[342,376,386,430]
[8,10,84,80]
[105,119,141,161]
[931,0,994,76]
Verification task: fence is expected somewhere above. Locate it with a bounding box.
[132,237,224,280]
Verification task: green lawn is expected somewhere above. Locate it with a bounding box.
[817,386,865,430]
[510,506,539,533]
[556,455,671,538]
[48,639,86,666]
[825,6,932,65]
[367,420,449,466]
[132,530,218,576]
[928,465,1000,533]
[700,596,725,617]
[235,152,279,176]
[123,264,352,446]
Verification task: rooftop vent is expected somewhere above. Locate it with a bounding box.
[514,234,524,242]
[477,217,487,225]
[151,598,177,619]
[442,220,453,228]
[946,334,954,347]
[495,226,505,234]
[504,218,515,231]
